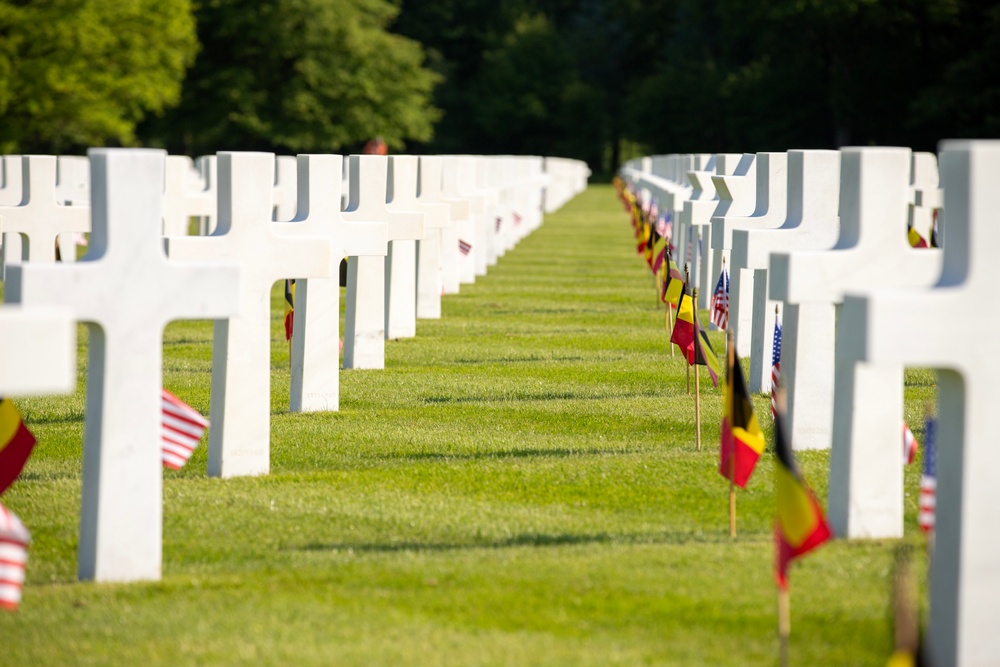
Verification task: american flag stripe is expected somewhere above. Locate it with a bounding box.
[770,312,782,419]
[0,504,29,611]
[710,269,729,330]
[458,239,472,256]
[918,416,936,533]
[161,390,209,470]
[903,422,919,464]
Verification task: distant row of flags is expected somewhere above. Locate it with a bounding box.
[0,390,210,610]
[613,178,939,650]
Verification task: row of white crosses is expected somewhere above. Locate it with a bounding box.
[623,141,998,664]
[0,148,589,585]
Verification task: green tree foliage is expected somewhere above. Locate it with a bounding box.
[142,0,441,156]
[0,0,198,153]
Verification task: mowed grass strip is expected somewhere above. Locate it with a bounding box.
[2,184,930,666]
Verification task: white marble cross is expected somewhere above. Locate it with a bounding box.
[709,152,785,344]
[194,155,218,234]
[694,153,750,309]
[442,156,480,285]
[342,154,421,368]
[793,148,943,538]
[0,156,90,277]
[4,149,240,582]
[165,152,331,478]
[162,155,214,237]
[0,305,76,396]
[730,150,841,393]
[385,155,429,337]
[841,139,1000,666]
[413,156,452,319]
[288,154,387,412]
[416,156,466,295]
[769,146,942,459]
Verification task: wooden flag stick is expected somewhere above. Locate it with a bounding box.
[778,587,791,667]
[727,330,736,537]
[668,305,675,358]
[694,286,701,451]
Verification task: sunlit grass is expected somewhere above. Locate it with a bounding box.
[2,185,930,666]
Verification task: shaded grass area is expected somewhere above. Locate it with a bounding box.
[2,185,931,665]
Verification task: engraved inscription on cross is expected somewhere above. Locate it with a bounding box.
[165,152,331,478]
[841,140,1000,667]
[288,154,387,412]
[4,149,240,582]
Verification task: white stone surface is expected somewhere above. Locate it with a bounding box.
[710,152,786,348]
[0,156,90,276]
[694,153,747,309]
[730,150,841,394]
[420,156,468,295]
[384,155,426,339]
[0,305,76,396]
[56,155,90,205]
[194,155,218,234]
[0,155,23,206]
[162,155,214,237]
[413,156,451,319]
[288,154,387,412]
[442,156,480,284]
[342,154,420,367]
[841,139,1000,667]
[4,148,240,582]
[273,155,298,222]
[165,152,330,478]
[771,147,942,458]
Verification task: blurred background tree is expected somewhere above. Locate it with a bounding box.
[0,0,197,153]
[0,0,997,177]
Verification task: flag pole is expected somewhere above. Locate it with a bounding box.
[727,330,736,537]
[668,303,675,358]
[778,586,791,667]
[685,264,691,394]
[694,286,701,451]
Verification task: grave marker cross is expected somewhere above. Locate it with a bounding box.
[165,151,331,478]
[4,148,240,582]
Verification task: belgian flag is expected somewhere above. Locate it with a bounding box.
[670,288,722,387]
[774,405,832,589]
[907,225,929,248]
[0,398,37,496]
[720,350,765,487]
[660,254,684,307]
[284,278,296,342]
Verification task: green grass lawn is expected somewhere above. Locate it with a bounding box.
[2,184,931,665]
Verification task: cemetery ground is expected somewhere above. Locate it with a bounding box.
[2,185,932,666]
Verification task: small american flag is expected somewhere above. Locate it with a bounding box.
[162,389,210,470]
[495,216,502,233]
[512,211,522,226]
[771,312,782,419]
[919,416,936,533]
[710,268,729,330]
[458,239,472,256]
[903,422,919,464]
[0,502,29,611]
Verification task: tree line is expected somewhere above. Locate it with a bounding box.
[1,0,996,177]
